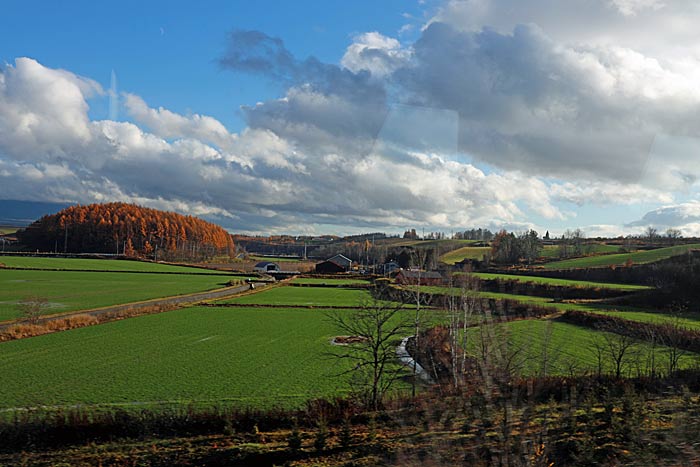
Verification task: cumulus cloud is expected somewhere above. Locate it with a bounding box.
[0,57,568,234]
[627,201,700,236]
[341,32,411,78]
[4,0,700,235]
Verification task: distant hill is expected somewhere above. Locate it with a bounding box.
[0,199,70,226]
[17,202,234,260]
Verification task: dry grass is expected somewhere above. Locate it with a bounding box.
[0,304,181,342]
[0,314,99,341]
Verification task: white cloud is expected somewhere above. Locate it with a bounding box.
[341,32,411,78]
[609,0,665,16]
[628,201,700,236]
[5,0,700,235]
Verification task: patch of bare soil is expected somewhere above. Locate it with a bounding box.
[331,335,368,345]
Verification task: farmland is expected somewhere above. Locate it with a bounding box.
[289,277,370,285]
[0,306,372,410]
[0,255,227,274]
[440,243,622,264]
[539,243,622,258]
[466,319,699,376]
[0,269,237,322]
[543,243,700,269]
[217,285,375,307]
[440,246,491,264]
[249,255,304,262]
[469,272,650,290]
[1,254,698,417]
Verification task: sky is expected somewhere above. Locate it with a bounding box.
[2,0,700,237]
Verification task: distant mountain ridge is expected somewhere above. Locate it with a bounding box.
[0,199,71,226]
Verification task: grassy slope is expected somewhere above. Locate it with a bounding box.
[0,256,226,274]
[420,285,700,330]
[217,286,374,307]
[441,243,621,264]
[0,306,387,409]
[467,319,699,376]
[289,278,370,285]
[543,243,700,269]
[440,247,491,264]
[249,255,303,262]
[470,272,649,290]
[583,309,700,330]
[0,227,18,235]
[539,243,622,258]
[0,269,235,321]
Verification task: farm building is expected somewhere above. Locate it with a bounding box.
[254,261,281,273]
[315,260,347,274]
[327,254,352,270]
[395,270,443,286]
[315,254,353,274]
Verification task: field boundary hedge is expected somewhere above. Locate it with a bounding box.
[476,278,635,299]
[379,285,560,321]
[559,309,700,353]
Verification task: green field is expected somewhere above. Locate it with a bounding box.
[289,277,370,285]
[440,246,491,264]
[249,255,305,263]
[0,306,402,409]
[0,269,236,321]
[0,226,18,235]
[583,309,700,330]
[394,239,478,249]
[470,272,649,290]
[466,319,699,376]
[217,286,374,307]
[539,243,622,259]
[0,256,227,274]
[440,243,623,264]
[543,244,700,269]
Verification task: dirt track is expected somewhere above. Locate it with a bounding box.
[0,283,263,332]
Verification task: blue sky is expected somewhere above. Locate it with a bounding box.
[2,0,700,237]
[1,0,427,130]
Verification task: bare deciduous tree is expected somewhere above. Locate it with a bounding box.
[593,327,638,378]
[327,298,412,410]
[18,296,49,324]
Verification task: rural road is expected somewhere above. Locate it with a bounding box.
[0,282,266,332]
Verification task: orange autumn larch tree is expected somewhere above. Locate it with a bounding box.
[17,202,234,261]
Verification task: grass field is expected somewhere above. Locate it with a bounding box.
[289,277,370,285]
[583,309,700,330]
[543,244,700,269]
[440,243,623,264]
[416,282,700,330]
[539,243,622,258]
[249,255,304,262]
[0,226,18,235]
[217,286,374,307]
[440,247,491,264]
[0,306,407,410]
[0,269,236,322]
[0,256,227,274]
[466,319,699,376]
[470,272,649,290]
[393,239,478,249]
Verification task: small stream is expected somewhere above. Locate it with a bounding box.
[396,336,434,384]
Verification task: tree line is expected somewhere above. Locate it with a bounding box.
[17,202,234,261]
